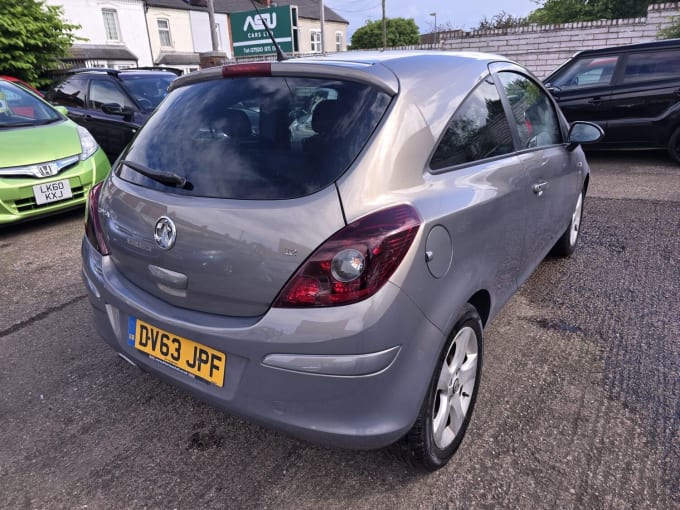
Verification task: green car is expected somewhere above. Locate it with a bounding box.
[0,78,110,225]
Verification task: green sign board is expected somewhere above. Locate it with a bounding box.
[230,6,293,57]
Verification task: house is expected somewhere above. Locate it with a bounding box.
[48,0,348,72]
[45,0,153,68]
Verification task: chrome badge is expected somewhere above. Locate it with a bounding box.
[154,216,176,250]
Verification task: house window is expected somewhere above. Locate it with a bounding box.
[335,31,343,52]
[102,9,120,42]
[215,23,222,50]
[157,18,172,47]
[310,29,321,53]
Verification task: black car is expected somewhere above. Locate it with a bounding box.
[544,39,680,162]
[46,68,179,162]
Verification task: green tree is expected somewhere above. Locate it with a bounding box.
[527,0,651,25]
[351,18,420,49]
[657,17,680,39]
[474,11,528,30]
[0,0,79,86]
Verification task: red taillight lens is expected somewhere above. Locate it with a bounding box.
[221,63,272,78]
[84,182,109,255]
[273,204,420,308]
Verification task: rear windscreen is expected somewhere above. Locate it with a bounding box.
[117,76,392,199]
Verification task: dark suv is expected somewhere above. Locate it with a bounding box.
[46,68,178,162]
[544,39,680,162]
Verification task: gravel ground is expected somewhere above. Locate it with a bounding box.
[0,150,677,509]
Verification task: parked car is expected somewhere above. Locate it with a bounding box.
[45,68,178,162]
[0,78,110,225]
[0,75,44,97]
[81,52,602,470]
[544,38,680,162]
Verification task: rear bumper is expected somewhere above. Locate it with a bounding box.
[0,149,110,224]
[81,237,445,449]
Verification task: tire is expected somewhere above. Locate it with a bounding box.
[551,188,584,258]
[668,126,680,164]
[400,304,483,471]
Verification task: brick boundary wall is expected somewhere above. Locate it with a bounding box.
[369,3,680,79]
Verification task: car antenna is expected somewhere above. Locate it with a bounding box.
[248,0,288,61]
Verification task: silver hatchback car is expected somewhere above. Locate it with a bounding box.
[82,51,602,470]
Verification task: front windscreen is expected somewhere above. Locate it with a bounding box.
[0,81,61,128]
[120,74,176,111]
[117,76,392,199]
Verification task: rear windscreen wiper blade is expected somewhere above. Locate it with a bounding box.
[121,160,191,188]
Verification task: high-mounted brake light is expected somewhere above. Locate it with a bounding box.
[221,63,272,78]
[273,204,420,308]
[84,182,109,255]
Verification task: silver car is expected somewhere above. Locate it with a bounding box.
[81,51,602,470]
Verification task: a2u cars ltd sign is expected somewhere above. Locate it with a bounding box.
[230,5,294,57]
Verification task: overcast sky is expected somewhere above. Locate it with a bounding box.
[327,0,538,39]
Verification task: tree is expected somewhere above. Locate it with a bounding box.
[0,0,79,86]
[351,18,420,49]
[657,17,680,39]
[474,11,528,31]
[527,0,651,25]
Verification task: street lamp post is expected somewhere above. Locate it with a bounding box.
[430,12,437,47]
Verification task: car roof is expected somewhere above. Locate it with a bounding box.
[173,50,514,97]
[569,38,680,58]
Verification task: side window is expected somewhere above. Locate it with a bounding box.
[622,50,680,83]
[50,78,87,108]
[430,77,514,170]
[550,56,619,89]
[89,80,133,110]
[498,72,562,149]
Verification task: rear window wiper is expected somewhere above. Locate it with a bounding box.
[121,160,191,189]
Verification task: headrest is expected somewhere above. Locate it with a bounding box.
[311,100,342,136]
[221,109,251,139]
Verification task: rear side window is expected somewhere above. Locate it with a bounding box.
[50,77,87,108]
[119,77,391,199]
[622,50,680,83]
[550,56,619,89]
[430,77,514,170]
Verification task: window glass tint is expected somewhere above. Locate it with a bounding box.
[622,50,680,83]
[119,77,391,199]
[89,80,133,110]
[498,72,562,149]
[550,56,618,89]
[430,77,513,170]
[51,77,87,108]
[120,74,175,111]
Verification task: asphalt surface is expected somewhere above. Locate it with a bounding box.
[0,150,678,509]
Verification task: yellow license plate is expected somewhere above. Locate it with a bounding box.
[129,318,226,387]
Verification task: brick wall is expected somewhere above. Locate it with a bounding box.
[377,3,680,79]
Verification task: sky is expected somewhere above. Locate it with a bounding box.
[327,0,539,40]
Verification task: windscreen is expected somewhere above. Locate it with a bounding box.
[120,74,176,111]
[117,76,392,199]
[0,81,61,127]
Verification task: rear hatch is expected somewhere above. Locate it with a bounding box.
[99,63,395,317]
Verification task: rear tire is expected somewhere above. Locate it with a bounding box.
[400,304,483,471]
[551,189,584,258]
[667,126,680,164]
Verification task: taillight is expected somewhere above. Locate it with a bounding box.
[221,63,271,78]
[273,204,420,308]
[84,182,109,255]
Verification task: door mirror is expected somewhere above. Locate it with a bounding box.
[566,121,604,151]
[101,102,125,115]
[53,105,69,116]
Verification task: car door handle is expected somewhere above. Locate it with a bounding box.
[588,97,604,104]
[532,181,548,196]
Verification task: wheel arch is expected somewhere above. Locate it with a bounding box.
[467,289,491,328]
